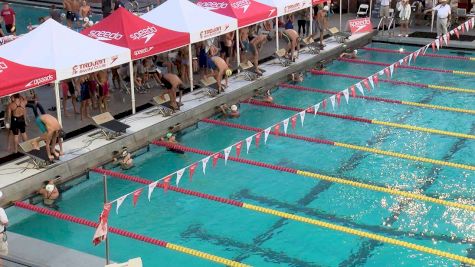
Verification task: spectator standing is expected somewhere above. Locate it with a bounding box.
[433,0,451,37]
[297,10,306,37]
[26,89,46,118]
[0,191,8,259]
[1,3,16,36]
[379,0,391,33]
[7,94,27,153]
[397,0,411,37]
[316,6,329,48]
[284,14,294,30]
[50,4,61,22]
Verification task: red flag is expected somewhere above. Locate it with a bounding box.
[322,99,327,109]
[384,68,390,79]
[255,132,262,147]
[403,57,408,65]
[394,62,398,69]
[235,141,242,157]
[431,41,435,52]
[462,25,465,33]
[373,74,379,86]
[274,124,280,136]
[212,153,220,167]
[163,175,172,192]
[454,28,460,39]
[290,115,297,129]
[336,93,341,105]
[350,86,356,97]
[189,163,197,182]
[363,79,371,91]
[133,189,143,207]
[93,202,112,245]
[439,36,443,47]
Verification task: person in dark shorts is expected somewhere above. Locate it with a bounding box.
[1,3,16,35]
[157,70,183,111]
[7,94,27,153]
[61,79,79,117]
[79,76,91,120]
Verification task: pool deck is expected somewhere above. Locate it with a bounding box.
[4,232,106,267]
[0,31,374,207]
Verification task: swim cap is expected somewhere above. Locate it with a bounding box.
[231,105,238,112]
[225,69,233,77]
[354,49,358,55]
[61,13,66,18]
[122,150,128,157]
[45,184,55,193]
[84,17,89,23]
[166,133,173,139]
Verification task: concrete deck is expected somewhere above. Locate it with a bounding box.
[0,31,374,206]
[3,232,105,267]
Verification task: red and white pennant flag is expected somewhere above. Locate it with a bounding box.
[314,103,320,115]
[245,136,253,153]
[133,189,142,207]
[264,127,271,144]
[223,146,232,165]
[189,163,197,182]
[176,168,185,186]
[299,110,306,126]
[148,181,158,201]
[329,95,336,110]
[202,156,210,174]
[116,195,127,214]
[235,141,242,157]
[342,89,349,104]
[283,118,289,134]
[93,203,112,246]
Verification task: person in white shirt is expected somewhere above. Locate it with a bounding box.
[397,0,412,36]
[0,191,8,257]
[380,0,392,32]
[433,0,451,36]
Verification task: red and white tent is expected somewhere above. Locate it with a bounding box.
[255,0,311,16]
[196,0,277,27]
[142,0,237,43]
[82,8,190,60]
[0,57,56,97]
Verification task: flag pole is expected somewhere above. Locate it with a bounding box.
[103,174,110,264]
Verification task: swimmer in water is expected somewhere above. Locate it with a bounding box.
[253,89,273,103]
[289,72,304,83]
[340,49,358,59]
[161,132,185,154]
[113,147,133,170]
[219,104,240,118]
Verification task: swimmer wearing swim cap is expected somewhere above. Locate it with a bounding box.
[38,178,60,208]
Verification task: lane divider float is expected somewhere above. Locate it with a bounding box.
[91,168,475,266]
[202,118,474,171]
[310,69,475,94]
[14,201,248,267]
[338,58,475,76]
[151,141,475,212]
[247,100,475,141]
[360,47,475,61]
[279,83,475,115]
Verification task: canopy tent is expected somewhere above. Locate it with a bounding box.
[196,0,277,27]
[141,0,238,43]
[0,19,131,124]
[255,0,311,16]
[82,7,190,60]
[0,57,56,97]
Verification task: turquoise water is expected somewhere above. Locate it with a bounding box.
[8,43,475,266]
[1,4,101,34]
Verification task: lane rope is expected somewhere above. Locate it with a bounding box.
[279,83,475,115]
[151,141,475,212]
[14,201,248,267]
[360,47,475,61]
[310,69,475,94]
[202,118,475,171]
[247,100,475,141]
[338,58,475,76]
[91,168,475,266]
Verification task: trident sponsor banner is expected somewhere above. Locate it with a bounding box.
[348,17,373,34]
[199,24,231,40]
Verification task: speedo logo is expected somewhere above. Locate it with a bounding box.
[88,30,123,41]
[349,18,371,32]
[25,74,54,87]
[134,46,154,56]
[197,1,228,10]
[0,61,7,73]
[130,26,157,44]
[231,0,251,13]
[284,3,301,13]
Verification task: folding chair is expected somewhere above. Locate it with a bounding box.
[152,94,174,117]
[19,138,55,168]
[239,61,259,81]
[92,112,130,140]
[328,27,351,43]
[357,4,369,17]
[274,49,292,67]
[301,36,320,54]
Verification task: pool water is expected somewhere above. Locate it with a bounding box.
[8,43,475,266]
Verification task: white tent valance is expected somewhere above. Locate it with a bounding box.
[254,0,312,16]
[141,0,238,43]
[0,19,131,81]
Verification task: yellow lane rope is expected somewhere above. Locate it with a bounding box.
[427,84,475,93]
[452,70,475,76]
[243,203,475,265]
[400,101,475,115]
[166,244,249,267]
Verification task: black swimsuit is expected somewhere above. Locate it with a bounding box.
[10,104,26,135]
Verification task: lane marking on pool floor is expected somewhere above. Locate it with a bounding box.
[90,168,475,266]
[151,141,475,212]
[279,83,475,115]
[338,58,475,76]
[247,100,475,141]
[14,201,248,267]
[201,118,474,171]
[311,69,475,94]
[360,47,475,61]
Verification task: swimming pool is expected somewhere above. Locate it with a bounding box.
[8,42,475,266]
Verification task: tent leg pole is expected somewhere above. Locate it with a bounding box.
[309,7,313,36]
[369,0,372,19]
[188,44,194,92]
[129,62,136,114]
[236,29,240,72]
[276,17,279,51]
[340,0,343,31]
[54,81,62,126]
